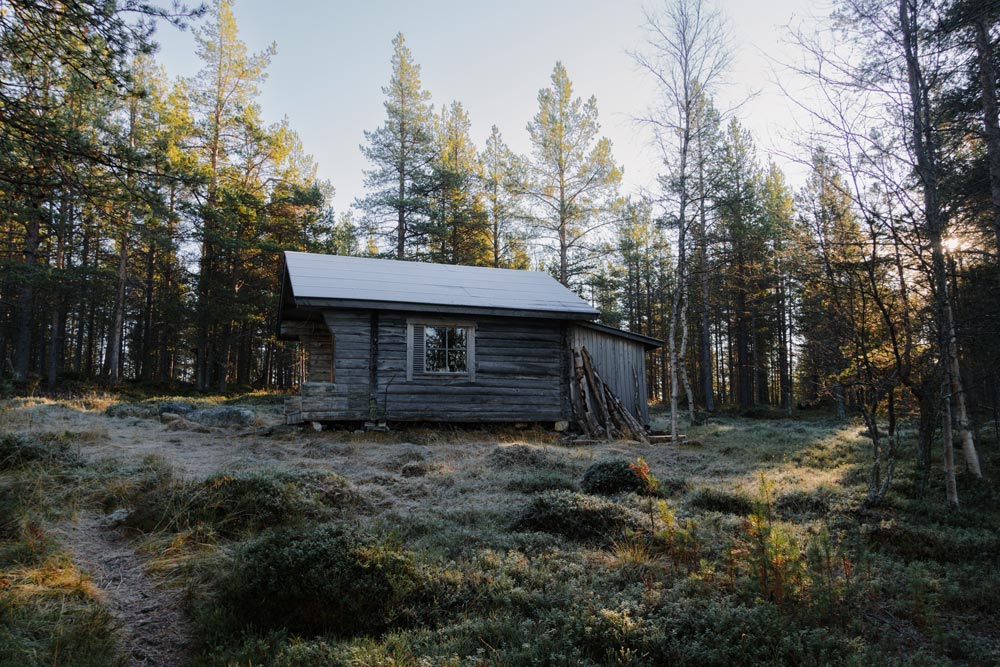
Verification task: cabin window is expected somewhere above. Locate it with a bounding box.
[407,321,475,380]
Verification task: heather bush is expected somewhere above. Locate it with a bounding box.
[580,458,650,495]
[216,523,421,637]
[0,433,81,470]
[510,490,641,542]
[125,469,359,536]
[507,469,577,493]
[686,486,754,515]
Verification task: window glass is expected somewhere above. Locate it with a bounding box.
[424,325,468,373]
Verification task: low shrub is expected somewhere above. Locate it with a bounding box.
[658,476,691,496]
[217,523,421,637]
[125,469,359,537]
[0,558,123,667]
[864,520,1000,563]
[776,488,831,517]
[0,433,81,470]
[510,490,641,542]
[274,640,339,667]
[488,444,564,470]
[506,470,577,493]
[686,487,754,515]
[581,458,650,495]
[97,454,174,511]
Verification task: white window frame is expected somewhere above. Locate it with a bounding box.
[406,319,476,381]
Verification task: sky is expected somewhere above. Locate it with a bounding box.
[151,0,831,215]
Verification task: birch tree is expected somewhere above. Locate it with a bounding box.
[634,0,731,438]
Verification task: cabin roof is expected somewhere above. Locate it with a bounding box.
[282,251,600,319]
[579,322,663,350]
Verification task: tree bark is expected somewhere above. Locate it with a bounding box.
[973,17,1000,263]
[12,197,43,381]
[899,0,981,505]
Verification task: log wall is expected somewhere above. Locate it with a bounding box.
[376,313,568,422]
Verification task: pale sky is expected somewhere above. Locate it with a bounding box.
[152,0,830,215]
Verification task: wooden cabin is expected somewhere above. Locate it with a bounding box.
[278,251,661,427]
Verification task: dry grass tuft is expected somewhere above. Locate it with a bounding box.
[3,555,102,603]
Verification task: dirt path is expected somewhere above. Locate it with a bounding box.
[54,513,192,667]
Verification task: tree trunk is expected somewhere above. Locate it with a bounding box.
[103,226,129,385]
[899,0,980,505]
[12,197,43,381]
[973,17,1000,263]
[679,275,696,424]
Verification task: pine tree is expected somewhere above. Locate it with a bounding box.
[523,62,622,288]
[425,101,490,265]
[357,33,436,260]
[189,0,275,390]
[480,126,528,269]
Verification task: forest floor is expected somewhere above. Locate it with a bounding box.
[0,393,997,667]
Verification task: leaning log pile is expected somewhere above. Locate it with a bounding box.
[571,347,649,444]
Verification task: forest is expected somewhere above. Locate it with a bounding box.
[3,0,998,506]
[1,2,999,665]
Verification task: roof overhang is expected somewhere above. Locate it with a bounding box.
[578,321,664,350]
[290,296,599,321]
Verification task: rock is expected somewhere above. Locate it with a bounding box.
[160,412,182,424]
[167,418,218,433]
[100,508,131,528]
[158,401,196,415]
[185,406,255,428]
[553,420,570,432]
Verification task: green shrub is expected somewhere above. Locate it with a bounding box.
[0,433,81,470]
[639,597,900,667]
[510,491,641,542]
[686,487,754,515]
[125,469,359,537]
[0,556,123,667]
[0,483,55,566]
[97,455,174,512]
[507,470,577,493]
[274,640,339,667]
[657,476,690,497]
[776,488,831,517]
[864,520,1000,563]
[580,458,649,495]
[488,444,565,470]
[217,523,421,637]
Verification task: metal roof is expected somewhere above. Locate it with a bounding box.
[579,322,664,350]
[283,251,600,319]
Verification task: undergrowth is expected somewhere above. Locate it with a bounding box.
[2,402,997,667]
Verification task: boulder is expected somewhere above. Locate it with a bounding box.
[185,406,255,428]
[158,401,196,416]
[99,508,131,528]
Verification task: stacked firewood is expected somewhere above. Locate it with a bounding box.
[571,347,649,444]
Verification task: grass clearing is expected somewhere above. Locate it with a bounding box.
[0,397,997,666]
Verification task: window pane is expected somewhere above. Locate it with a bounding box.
[448,350,467,373]
[426,349,447,372]
[416,325,471,374]
[425,326,446,349]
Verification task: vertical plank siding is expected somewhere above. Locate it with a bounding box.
[569,326,650,424]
